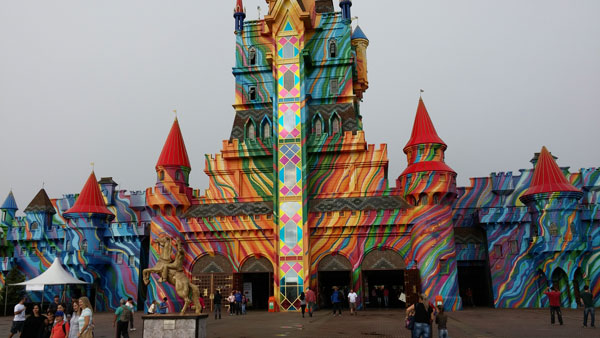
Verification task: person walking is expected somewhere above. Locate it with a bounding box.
[305,287,316,317]
[331,286,342,317]
[227,292,236,316]
[10,296,27,338]
[235,290,243,315]
[348,290,358,316]
[68,300,80,338]
[406,294,434,338]
[241,295,247,315]
[544,286,563,325]
[159,297,168,314]
[147,300,158,315]
[77,297,94,338]
[50,311,70,338]
[383,287,389,307]
[213,290,222,320]
[125,298,136,331]
[435,305,448,338]
[114,299,131,338]
[299,292,306,318]
[20,304,47,338]
[580,285,595,328]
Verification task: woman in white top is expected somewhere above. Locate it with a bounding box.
[68,299,80,338]
[77,297,93,338]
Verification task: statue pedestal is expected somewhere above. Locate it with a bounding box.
[142,314,208,338]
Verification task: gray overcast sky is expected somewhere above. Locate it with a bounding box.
[1,0,599,211]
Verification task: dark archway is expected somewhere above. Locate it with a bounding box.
[551,268,571,307]
[240,256,274,310]
[191,254,234,312]
[361,249,407,308]
[317,254,352,308]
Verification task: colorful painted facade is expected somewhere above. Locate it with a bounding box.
[1,0,598,312]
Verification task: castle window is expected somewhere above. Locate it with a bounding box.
[50,246,55,254]
[261,118,272,139]
[248,46,257,66]
[440,259,450,275]
[330,113,341,134]
[254,215,261,220]
[99,242,104,251]
[549,223,558,237]
[329,78,339,96]
[493,244,503,258]
[129,255,135,266]
[1,211,5,222]
[245,119,256,139]
[432,194,440,204]
[81,240,88,252]
[266,214,272,220]
[339,211,345,216]
[66,240,72,251]
[312,114,324,136]
[248,86,257,101]
[329,39,337,58]
[509,240,518,254]
[530,223,539,237]
[175,170,181,181]
[159,170,165,181]
[282,42,295,59]
[30,222,39,231]
[117,253,124,264]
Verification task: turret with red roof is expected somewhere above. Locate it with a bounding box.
[64,171,114,219]
[397,97,457,206]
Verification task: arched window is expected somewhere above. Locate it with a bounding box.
[329,39,337,58]
[312,114,324,136]
[330,113,341,134]
[245,119,256,139]
[82,240,88,252]
[175,170,181,181]
[30,222,39,231]
[159,170,165,181]
[549,223,559,237]
[248,46,257,66]
[129,255,135,266]
[248,86,257,101]
[261,117,272,139]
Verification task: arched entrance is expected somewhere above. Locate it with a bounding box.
[191,254,234,312]
[317,254,352,308]
[240,257,274,310]
[361,249,406,308]
[551,268,571,307]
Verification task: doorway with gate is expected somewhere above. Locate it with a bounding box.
[361,249,407,309]
[317,254,352,308]
[191,254,234,312]
[239,256,274,310]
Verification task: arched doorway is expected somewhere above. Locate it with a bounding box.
[551,268,571,307]
[361,249,406,308]
[317,254,352,308]
[191,254,234,312]
[240,256,274,310]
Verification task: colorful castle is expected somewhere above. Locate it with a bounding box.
[1,0,598,312]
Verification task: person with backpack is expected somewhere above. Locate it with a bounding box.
[125,298,136,331]
[114,299,131,338]
[406,294,434,338]
[49,311,70,338]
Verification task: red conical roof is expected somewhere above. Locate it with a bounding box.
[156,118,191,169]
[65,171,113,215]
[235,0,244,12]
[404,98,447,151]
[522,146,580,197]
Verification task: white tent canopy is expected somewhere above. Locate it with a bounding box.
[12,257,88,286]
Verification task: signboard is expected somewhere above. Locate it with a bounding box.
[163,320,176,330]
[243,282,253,306]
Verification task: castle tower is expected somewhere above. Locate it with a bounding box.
[150,117,193,216]
[339,0,352,21]
[233,0,246,33]
[398,97,460,309]
[1,191,18,224]
[398,97,456,205]
[351,25,369,100]
[24,188,57,233]
[64,171,114,254]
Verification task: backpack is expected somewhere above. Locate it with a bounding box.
[61,322,67,335]
[120,305,132,322]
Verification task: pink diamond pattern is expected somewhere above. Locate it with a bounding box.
[280,186,290,195]
[292,214,301,223]
[281,156,290,165]
[291,186,301,195]
[291,262,302,273]
[279,129,289,138]
[280,246,290,255]
[278,37,288,45]
[278,65,288,72]
[292,245,302,255]
[289,36,298,44]
[290,155,300,164]
[290,103,299,111]
[289,88,299,97]
[291,129,300,137]
[280,214,290,223]
[281,262,291,273]
[279,89,289,97]
[289,64,299,72]
[280,104,289,112]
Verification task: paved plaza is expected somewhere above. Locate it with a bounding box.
[1,307,598,337]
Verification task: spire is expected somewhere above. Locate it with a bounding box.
[156,118,191,169]
[339,0,352,21]
[64,171,113,215]
[522,146,580,197]
[235,0,244,13]
[404,98,447,152]
[351,25,368,41]
[234,0,246,32]
[1,191,18,210]
[24,189,56,214]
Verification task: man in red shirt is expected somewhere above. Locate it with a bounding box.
[544,286,563,325]
[305,287,317,318]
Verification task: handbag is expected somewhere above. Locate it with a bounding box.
[80,329,94,338]
[405,315,415,330]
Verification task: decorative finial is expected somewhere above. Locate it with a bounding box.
[351,16,359,25]
[42,181,45,189]
[173,109,177,119]
[257,6,261,19]
[90,162,95,172]
[419,89,424,98]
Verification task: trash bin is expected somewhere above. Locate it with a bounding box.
[268,296,277,312]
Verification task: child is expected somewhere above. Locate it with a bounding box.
[435,305,448,338]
